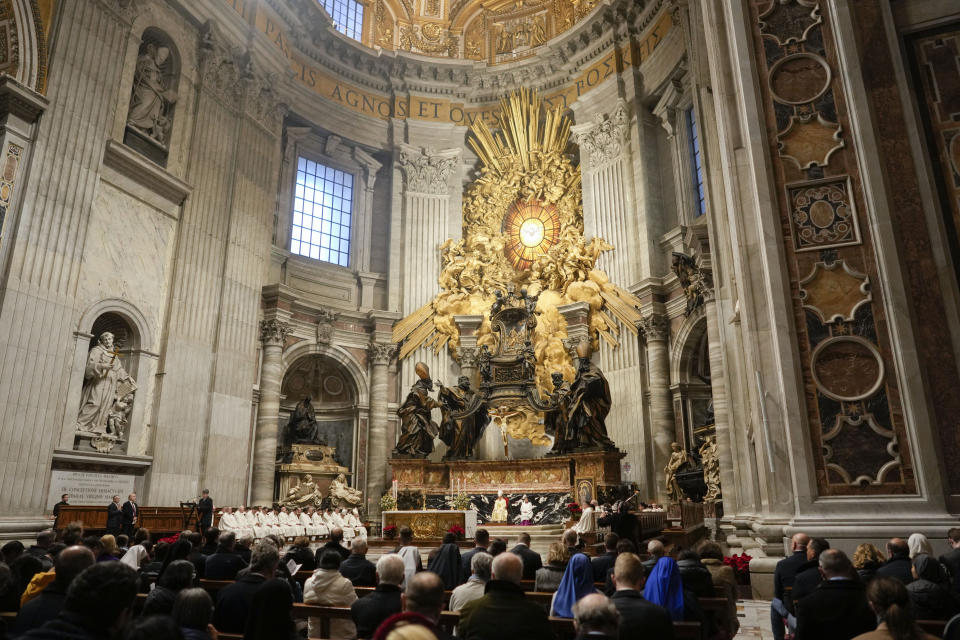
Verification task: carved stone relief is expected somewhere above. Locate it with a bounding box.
[398,146,460,195]
[786,176,860,251]
[576,105,629,168]
[758,0,822,46]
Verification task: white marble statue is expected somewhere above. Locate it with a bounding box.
[76,332,137,435]
[127,43,178,145]
[328,473,363,508]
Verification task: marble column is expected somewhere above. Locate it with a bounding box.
[702,286,737,514]
[251,319,288,505]
[366,341,395,516]
[641,313,674,502]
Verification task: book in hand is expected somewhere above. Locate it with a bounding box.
[287,559,302,576]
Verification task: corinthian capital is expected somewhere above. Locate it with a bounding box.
[397,145,460,195]
[368,342,397,365]
[640,314,670,342]
[259,319,289,345]
[574,104,630,168]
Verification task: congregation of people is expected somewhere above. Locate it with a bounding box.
[7,515,960,640]
[771,530,960,640]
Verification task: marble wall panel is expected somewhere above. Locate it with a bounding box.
[747,0,916,496]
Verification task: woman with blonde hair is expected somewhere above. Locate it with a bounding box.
[535,541,569,592]
[98,534,120,562]
[853,543,886,583]
[852,576,938,640]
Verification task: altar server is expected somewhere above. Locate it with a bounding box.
[309,507,330,538]
[573,500,597,536]
[520,496,535,526]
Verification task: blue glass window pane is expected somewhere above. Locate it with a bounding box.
[686,108,706,218]
[291,156,353,266]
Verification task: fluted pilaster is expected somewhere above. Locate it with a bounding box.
[641,313,674,501]
[367,341,395,516]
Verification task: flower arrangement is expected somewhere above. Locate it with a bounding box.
[566,502,583,516]
[380,493,397,512]
[447,524,465,540]
[450,491,472,511]
[383,525,398,539]
[723,553,752,584]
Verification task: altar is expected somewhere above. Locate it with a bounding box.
[382,509,477,539]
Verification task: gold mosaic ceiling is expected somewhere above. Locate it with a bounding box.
[367,0,601,63]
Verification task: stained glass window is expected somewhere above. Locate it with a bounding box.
[318,0,364,41]
[502,200,561,270]
[686,108,706,217]
[292,157,353,267]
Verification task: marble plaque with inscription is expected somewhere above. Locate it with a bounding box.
[47,470,135,509]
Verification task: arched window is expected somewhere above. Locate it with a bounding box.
[125,28,180,166]
[318,0,364,41]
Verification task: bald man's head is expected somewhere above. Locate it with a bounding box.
[404,571,445,621]
[55,545,96,588]
[647,539,665,557]
[791,533,810,552]
[491,551,523,585]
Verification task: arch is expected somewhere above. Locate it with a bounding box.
[281,340,370,407]
[1,0,50,94]
[670,305,707,385]
[77,297,154,353]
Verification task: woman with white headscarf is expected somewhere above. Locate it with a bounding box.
[120,542,150,570]
[908,533,934,559]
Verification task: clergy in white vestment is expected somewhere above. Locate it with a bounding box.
[219,507,240,532]
[520,496,535,525]
[265,508,284,535]
[573,500,596,535]
[396,528,422,587]
[279,507,303,537]
[297,508,319,538]
[237,506,261,539]
[309,507,329,538]
[322,508,337,531]
[254,507,272,537]
[350,508,368,538]
[336,509,355,541]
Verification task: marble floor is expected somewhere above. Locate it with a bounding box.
[735,600,776,640]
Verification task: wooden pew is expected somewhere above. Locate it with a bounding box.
[918,619,947,636]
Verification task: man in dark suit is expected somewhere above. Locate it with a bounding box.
[121,493,138,537]
[790,537,830,605]
[341,538,377,586]
[876,537,914,584]
[771,532,809,640]
[106,495,123,536]
[462,528,490,575]
[457,553,553,640]
[204,531,247,580]
[573,593,621,640]
[13,545,95,636]
[316,527,350,565]
[941,528,960,591]
[510,532,542,581]
[592,533,619,582]
[197,490,213,531]
[794,549,875,640]
[52,494,69,529]
[214,543,280,633]
[352,553,405,639]
[609,552,673,640]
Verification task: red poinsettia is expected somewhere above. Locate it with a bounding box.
[567,502,583,516]
[383,525,398,539]
[447,525,465,539]
[158,532,181,545]
[723,553,753,578]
